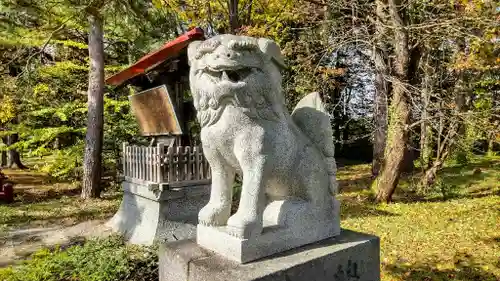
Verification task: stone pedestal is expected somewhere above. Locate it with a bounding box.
[159,229,380,281]
[106,180,209,245]
[197,199,341,263]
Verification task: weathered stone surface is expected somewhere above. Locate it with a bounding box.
[159,229,380,281]
[187,34,340,258]
[106,181,209,245]
[197,198,340,263]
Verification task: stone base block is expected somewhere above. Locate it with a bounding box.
[159,229,380,281]
[197,199,341,263]
[106,181,209,245]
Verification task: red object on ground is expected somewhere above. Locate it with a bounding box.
[105,27,205,86]
[0,183,14,203]
[0,171,14,203]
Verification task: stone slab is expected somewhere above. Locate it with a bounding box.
[106,181,209,245]
[197,217,340,263]
[159,229,380,281]
[197,199,341,263]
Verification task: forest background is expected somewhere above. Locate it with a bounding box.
[0,0,498,202]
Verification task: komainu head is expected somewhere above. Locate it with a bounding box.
[187,35,287,127]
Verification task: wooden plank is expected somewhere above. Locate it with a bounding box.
[132,146,136,178]
[168,146,174,183]
[151,146,155,182]
[186,146,192,181]
[195,146,201,180]
[127,145,131,178]
[128,85,183,136]
[138,146,143,180]
[157,143,164,183]
[122,143,127,177]
[148,146,153,182]
[176,146,182,182]
[135,146,140,179]
[180,146,187,181]
[141,147,146,180]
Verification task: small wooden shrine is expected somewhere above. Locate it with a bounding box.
[105,28,211,245]
[106,27,205,147]
[105,27,212,187]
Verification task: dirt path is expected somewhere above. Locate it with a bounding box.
[1,165,121,268]
[0,220,114,267]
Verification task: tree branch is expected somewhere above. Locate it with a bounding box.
[301,0,327,6]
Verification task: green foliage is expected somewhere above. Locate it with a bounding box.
[0,235,158,281]
[40,141,85,180]
[0,0,178,181]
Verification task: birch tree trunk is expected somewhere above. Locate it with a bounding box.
[82,9,104,199]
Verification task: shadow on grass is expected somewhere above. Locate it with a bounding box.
[338,175,373,193]
[385,253,499,281]
[1,206,118,227]
[341,203,397,219]
[0,235,87,268]
[14,187,82,204]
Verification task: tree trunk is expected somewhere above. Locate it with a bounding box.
[7,134,27,169]
[402,146,415,173]
[420,124,456,192]
[453,84,469,163]
[228,0,239,34]
[487,136,495,156]
[1,151,6,167]
[373,0,411,203]
[1,136,7,167]
[372,0,389,177]
[82,10,105,199]
[420,63,433,168]
[420,150,448,190]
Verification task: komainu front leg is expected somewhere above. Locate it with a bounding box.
[226,156,267,239]
[198,151,235,227]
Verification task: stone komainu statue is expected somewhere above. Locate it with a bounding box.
[188,34,339,239]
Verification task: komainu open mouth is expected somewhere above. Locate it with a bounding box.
[203,67,254,83]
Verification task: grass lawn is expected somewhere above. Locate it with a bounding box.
[1,156,499,281]
[339,156,500,281]
[0,166,120,234]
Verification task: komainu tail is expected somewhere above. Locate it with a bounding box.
[291,92,338,194]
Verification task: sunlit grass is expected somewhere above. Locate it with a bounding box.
[338,155,500,281]
[1,158,121,234]
[1,156,499,280]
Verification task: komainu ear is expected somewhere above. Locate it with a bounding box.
[187,40,203,65]
[257,38,286,69]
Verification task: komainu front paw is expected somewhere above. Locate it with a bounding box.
[198,202,231,226]
[226,211,263,239]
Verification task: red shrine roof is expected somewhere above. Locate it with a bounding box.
[105,27,205,86]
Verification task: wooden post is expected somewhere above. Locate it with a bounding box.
[157,143,164,183]
[148,146,153,182]
[176,146,182,182]
[168,146,174,183]
[194,146,200,180]
[131,146,134,179]
[122,142,128,178]
[139,147,146,180]
[133,146,137,179]
[186,146,192,181]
